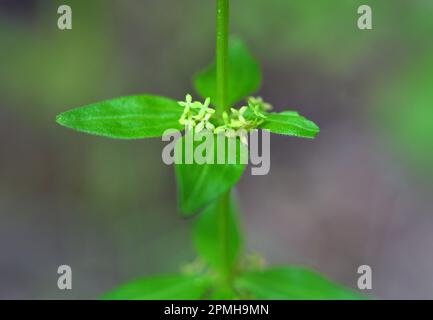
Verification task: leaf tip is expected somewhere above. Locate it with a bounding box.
[55,113,67,126]
[309,121,321,138]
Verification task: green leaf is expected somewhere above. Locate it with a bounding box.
[194,37,262,108]
[56,95,183,139]
[259,111,320,138]
[102,274,211,300]
[235,267,364,300]
[194,191,242,273]
[175,135,247,216]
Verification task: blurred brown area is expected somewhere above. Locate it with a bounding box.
[0,0,432,299]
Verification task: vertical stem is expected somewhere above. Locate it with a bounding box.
[218,191,231,282]
[216,0,232,286]
[216,0,229,115]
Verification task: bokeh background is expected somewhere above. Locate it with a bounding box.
[1,0,432,299]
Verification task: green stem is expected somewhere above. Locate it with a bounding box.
[216,0,232,287]
[216,0,229,115]
[218,191,231,283]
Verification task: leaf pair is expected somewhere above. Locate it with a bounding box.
[56,38,319,141]
[102,266,363,300]
[56,39,319,218]
[55,37,331,301]
[102,192,362,300]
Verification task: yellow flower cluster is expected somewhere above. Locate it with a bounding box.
[178,94,216,132]
[178,95,272,144]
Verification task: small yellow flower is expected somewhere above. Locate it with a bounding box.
[178,94,194,112]
[248,96,272,112]
[193,98,215,121]
[178,95,215,131]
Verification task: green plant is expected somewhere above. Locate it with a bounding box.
[56,0,362,300]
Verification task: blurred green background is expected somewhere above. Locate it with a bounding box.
[0,0,432,299]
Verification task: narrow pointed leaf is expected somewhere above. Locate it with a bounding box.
[194,37,261,108]
[194,192,242,273]
[56,95,183,139]
[259,111,320,138]
[235,267,364,300]
[102,274,211,300]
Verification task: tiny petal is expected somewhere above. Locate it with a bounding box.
[204,98,211,107]
[195,122,205,132]
[206,122,215,131]
[230,119,243,128]
[240,134,249,146]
